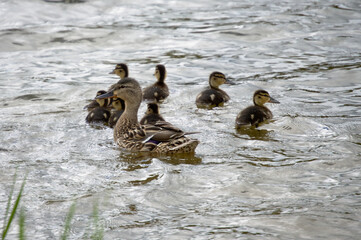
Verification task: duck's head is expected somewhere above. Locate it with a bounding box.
[145,103,160,115]
[95,90,109,107]
[209,71,235,89]
[112,97,125,111]
[109,63,129,79]
[96,78,142,109]
[154,64,167,83]
[253,90,280,106]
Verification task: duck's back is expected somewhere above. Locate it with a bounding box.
[114,120,199,153]
[143,83,169,102]
[196,88,229,108]
[235,105,272,127]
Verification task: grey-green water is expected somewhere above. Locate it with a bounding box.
[1,0,360,239]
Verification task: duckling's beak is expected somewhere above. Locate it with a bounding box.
[269,96,280,104]
[109,69,116,74]
[96,91,117,99]
[225,78,236,85]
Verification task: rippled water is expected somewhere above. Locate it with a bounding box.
[1,0,361,239]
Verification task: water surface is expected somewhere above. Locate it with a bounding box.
[0,0,360,239]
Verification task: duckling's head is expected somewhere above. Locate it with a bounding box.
[146,103,160,115]
[96,78,142,109]
[209,71,234,89]
[112,98,125,111]
[154,64,167,83]
[110,63,129,79]
[253,90,280,106]
[95,90,109,107]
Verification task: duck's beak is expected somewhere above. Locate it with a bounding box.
[225,78,236,85]
[96,91,117,99]
[269,96,280,104]
[109,69,115,74]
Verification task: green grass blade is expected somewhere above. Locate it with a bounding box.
[18,207,26,240]
[2,175,26,240]
[90,202,103,240]
[2,171,17,234]
[61,202,76,240]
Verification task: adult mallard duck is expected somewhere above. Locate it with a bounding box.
[143,64,169,102]
[96,78,199,153]
[109,63,129,79]
[235,89,280,128]
[108,98,125,128]
[196,71,235,108]
[140,103,165,125]
[86,91,111,123]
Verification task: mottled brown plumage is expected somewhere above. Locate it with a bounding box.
[97,78,199,153]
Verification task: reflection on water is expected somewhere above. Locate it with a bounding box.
[118,151,202,171]
[0,0,361,239]
[235,127,274,141]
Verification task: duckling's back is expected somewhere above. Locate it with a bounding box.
[196,88,230,108]
[143,83,169,102]
[235,105,273,128]
[108,110,124,128]
[86,107,110,123]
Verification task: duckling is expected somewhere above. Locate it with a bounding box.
[84,90,108,111]
[140,103,165,125]
[143,64,169,102]
[96,77,199,154]
[86,92,111,123]
[235,89,280,128]
[196,71,235,108]
[108,98,125,128]
[109,63,129,79]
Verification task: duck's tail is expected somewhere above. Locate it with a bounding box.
[157,137,199,154]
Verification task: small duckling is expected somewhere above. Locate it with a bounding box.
[235,89,280,128]
[84,90,108,111]
[86,93,111,123]
[108,98,125,128]
[140,103,165,125]
[143,64,169,102]
[108,63,130,91]
[109,63,129,79]
[196,71,234,108]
